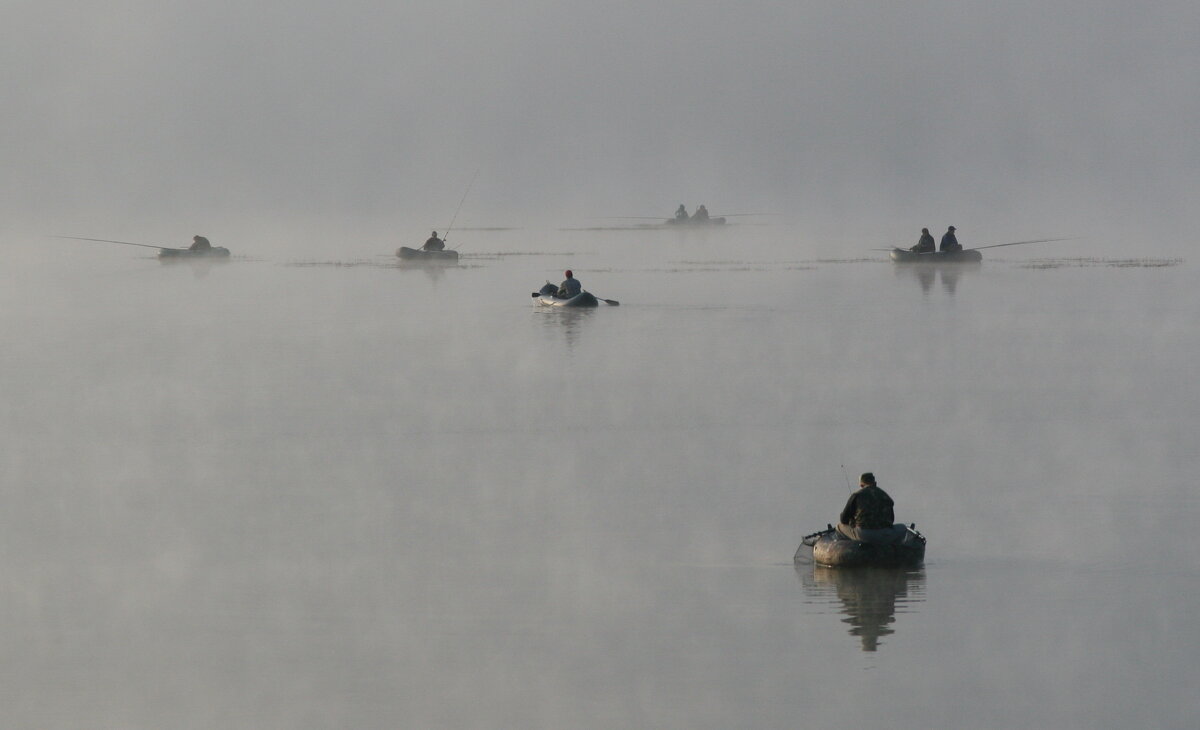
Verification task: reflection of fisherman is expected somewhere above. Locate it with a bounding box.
[837,473,895,541]
[692,204,710,222]
[423,231,445,251]
[939,226,961,252]
[910,228,935,253]
[557,269,581,298]
[816,566,919,652]
[675,204,689,220]
[189,235,212,251]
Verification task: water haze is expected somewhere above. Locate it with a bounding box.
[2,227,1195,728]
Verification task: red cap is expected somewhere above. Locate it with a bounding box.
[565,270,573,277]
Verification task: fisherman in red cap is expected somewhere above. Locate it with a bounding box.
[557,270,581,298]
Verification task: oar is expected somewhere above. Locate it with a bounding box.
[53,235,187,251]
[530,288,619,305]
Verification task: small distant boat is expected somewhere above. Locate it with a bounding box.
[796,524,927,568]
[533,282,599,307]
[397,246,459,262]
[665,216,727,226]
[890,247,982,263]
[158,247,231,260]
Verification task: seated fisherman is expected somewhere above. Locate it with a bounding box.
[423,231,445,251]
[557,269,582,298]
[837,473,898,543]
[910,228,935,253]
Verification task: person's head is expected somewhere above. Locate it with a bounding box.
[948,226,956,231]
[193,235,203,241]
[859,472,876,488]
[564,270,573,278]
[921,228,929,234]
[431,231,438,237]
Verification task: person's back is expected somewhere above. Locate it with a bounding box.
[844,484,894,529]
[675,204,689,220]
[558,269,582,298]
[424,231,445,251]
[693,205,709,221]
[940,226,961,252]
[837,473,896,542]
[189,235,211,251]
[912,228,935,253]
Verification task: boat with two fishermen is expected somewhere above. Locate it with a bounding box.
[888,234,1072,264]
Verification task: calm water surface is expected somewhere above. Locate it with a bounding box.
[2,228,1196,728]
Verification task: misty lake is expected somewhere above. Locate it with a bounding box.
[2,227,1196,729]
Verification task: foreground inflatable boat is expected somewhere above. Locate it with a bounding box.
[533,283,599,307]
[795,524,927,568]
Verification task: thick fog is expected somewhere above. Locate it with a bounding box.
[4,1,1198,250]
[4,3,1199,729]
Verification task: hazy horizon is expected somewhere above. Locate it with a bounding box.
[5,2,1198,255]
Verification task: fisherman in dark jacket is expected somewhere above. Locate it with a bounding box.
[188,235,212,251]
[910,228,935,253]
[423,231,445,251]
[837,473,896,542]
[675,204,689,220]
[939,226,961,252]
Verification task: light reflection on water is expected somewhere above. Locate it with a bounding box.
[796,564,927,652]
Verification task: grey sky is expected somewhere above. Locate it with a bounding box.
[5,1,1197,246]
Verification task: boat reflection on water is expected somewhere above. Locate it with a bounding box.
[797,564,927,652]
[396,258,460,283]
[534,306,595,351]
[158,256,229,279]
[893,260,978,296]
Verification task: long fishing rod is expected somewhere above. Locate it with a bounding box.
[966,237,1075,252]
[53,235,187,251]
[841,464,853,493]
[441,168,480,245]
[873,237,1075,254]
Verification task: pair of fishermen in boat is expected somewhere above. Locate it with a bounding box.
[909,226,961,254]
[837,472,905,544]
[188,235,212,251]
[423,231,446,251]
[674,204,710,221]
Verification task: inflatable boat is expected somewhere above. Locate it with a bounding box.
[890,248,982,263]
[158,247,231,259]
[397,246,459,262]
[533,282,599,307]
[795,524,926,568]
